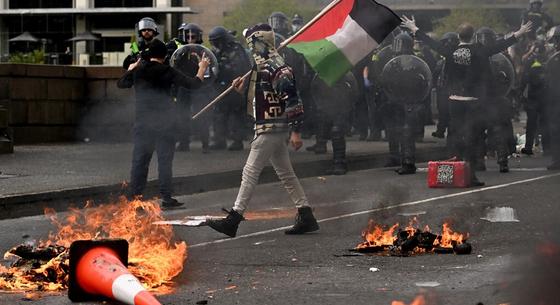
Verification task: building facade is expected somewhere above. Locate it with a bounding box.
[0,0,193,65]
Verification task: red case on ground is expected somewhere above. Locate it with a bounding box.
[427,161,472,188]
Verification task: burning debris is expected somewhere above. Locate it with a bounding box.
[0,197,186,293]
[353,218,472,256]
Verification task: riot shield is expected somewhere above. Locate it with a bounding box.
[169,43,219,89]
[380,54,432,104]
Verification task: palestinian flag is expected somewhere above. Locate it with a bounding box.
[287,0,401,85]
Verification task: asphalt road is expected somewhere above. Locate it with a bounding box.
[1,155,559,305]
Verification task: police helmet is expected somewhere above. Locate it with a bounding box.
[392,32,413,55]
[181,23,203,44]
[138,17,159,35]
[440,32,459,46]
[475,27,497,47]
[268,12,291,36]
[292,14,304,32]
[209,26,235,49]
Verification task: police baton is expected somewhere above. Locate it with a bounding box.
[191,0,343,120]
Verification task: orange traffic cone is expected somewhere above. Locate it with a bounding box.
[68,239,162,305]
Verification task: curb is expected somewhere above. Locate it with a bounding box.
[0,147,448,220]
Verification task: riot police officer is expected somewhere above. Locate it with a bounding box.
[308,72,358,175]
[208,26,252,150]
[381,32,432,175]
[520,39,548,156]
[292,14,304,33]
[474,27,517,173]
[169,23,207,152]
[521,0,553,38]
[268,12,292,38]
[122,17,158,70]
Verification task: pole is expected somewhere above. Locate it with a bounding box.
[191,0,343,120]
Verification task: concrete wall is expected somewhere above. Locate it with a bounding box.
[0,64,134,144]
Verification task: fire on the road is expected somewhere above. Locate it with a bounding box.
[355,217,471,255]
[0,197,186,292]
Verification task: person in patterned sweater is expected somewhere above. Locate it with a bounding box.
[207,23,319,238]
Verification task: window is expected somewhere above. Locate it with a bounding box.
[9,0,72,8]
[94,0,153,7]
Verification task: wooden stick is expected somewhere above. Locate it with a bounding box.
[191,0,343,120]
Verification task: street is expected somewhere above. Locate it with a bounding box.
[1,155,559,305]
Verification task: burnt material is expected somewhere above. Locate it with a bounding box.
[353,227,472,256]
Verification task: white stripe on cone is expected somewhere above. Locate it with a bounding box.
[112,274,147,305]
[326,15,379,65]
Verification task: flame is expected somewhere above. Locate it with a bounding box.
[433,222,468,248]
[392,295,426,305]
[355,218,469,253]
[0,196,186,293]
[356,220,399,249]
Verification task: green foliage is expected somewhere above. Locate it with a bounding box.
[8,49,45,64]
[223,0,319,44]
[433,6,509,38]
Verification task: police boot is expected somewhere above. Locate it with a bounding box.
[207,208,244,238]
[470,171,485,187]
[520,147,533,155]
[328,127,347,175]
[228,140,244,151]
[499,161,509,173]
[396,163,416,175]
[327,160,347,175]
[285,206,319,235]
[431,130,445,139]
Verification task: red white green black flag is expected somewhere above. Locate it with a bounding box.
[287,0,401,85]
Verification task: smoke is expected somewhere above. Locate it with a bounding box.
[371,182,410,221]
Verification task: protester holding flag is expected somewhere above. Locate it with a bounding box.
[206,24,319,238]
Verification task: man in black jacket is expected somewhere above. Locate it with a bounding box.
[401,16,532,186]
[117,39,210,207]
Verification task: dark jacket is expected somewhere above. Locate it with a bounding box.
[117,61,202,131]
[416,31,517,100]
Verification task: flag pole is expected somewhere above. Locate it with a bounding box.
[191,0,343,120]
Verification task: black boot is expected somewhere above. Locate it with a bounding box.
[499,161,509,173]
[327,160,347,175]
[520,147,533,155]
[207,209,244,238]
[396,163,416,175]
[432,130,445,139]
[285,206,319,235]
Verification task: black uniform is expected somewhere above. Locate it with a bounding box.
[211,41,252,150]
[117,60,202,202]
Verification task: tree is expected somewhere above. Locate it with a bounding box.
[223,0,319,44]
[432,6,509,38]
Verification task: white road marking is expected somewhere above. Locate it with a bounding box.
[190,173,560,248]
